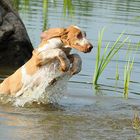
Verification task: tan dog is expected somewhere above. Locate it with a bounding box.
[0,25,93,106]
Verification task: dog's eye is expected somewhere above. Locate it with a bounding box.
[77,32,83,39]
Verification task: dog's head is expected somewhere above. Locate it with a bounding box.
[41,25,93,53]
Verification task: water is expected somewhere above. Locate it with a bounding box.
[0,0,140,139]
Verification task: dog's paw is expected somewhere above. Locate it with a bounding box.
[59,59,70,72]
[70,67,81,75]
[59,64,69,72]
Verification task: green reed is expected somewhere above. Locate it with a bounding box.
[115,55,119,80]
[123,42,140,98]
[63,0,74,17]
[12,0,19,10]
[13,0,30,11]
[43,0,48,31]
[93,28,128,86]
[123,58,134,99]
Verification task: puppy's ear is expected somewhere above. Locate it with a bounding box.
[41,28,66,41]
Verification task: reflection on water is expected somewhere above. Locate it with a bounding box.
[1,0,140,139]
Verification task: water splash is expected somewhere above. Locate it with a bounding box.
[0,61,71,107]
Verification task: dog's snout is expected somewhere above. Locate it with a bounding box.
[87,43,93,52]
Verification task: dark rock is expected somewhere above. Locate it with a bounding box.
[0,0,33,72]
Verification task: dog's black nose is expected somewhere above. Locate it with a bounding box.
[87,43,93,52]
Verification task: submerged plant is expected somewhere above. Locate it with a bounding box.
[132,111,140,131]
[93,28,128,86]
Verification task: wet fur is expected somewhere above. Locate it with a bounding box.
[0,25,93,104]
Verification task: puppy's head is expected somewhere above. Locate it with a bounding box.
[41,25,93,53]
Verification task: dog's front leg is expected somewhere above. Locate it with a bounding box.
[33,48,70,72]
[68,54,82,75]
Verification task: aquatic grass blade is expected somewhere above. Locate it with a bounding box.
[93,29,128,86]
[94,42,110,84]
[43,0,48,31]
[115,55,119,80]
[93,28,105,84]
[123,41,140,98]
[100,36,128,75]
[123,57,134,99]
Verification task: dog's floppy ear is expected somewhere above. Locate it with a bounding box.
[41,28,66,41]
